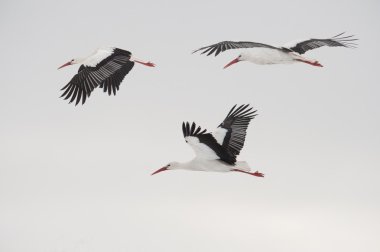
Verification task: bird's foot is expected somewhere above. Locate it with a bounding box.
[313,61,323,67]
[251,171,264,177]
[144,61,156,67]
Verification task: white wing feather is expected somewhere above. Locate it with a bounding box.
[185,136,219,160]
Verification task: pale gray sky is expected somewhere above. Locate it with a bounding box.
[1,0,379,251]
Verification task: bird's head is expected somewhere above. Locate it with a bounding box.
[58,58,82,69]
[224,54,245,69]
[151,161,180,175]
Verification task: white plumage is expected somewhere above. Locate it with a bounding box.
[152,104,264,177]
[185,136,220,160]
[193,32,357,68]
[58,47,155,105]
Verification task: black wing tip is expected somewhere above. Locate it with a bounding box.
[192,48,201,54]
[228,104,258,118]
[192,47,208,55]
[60,84,87,106]
[332,32,357,39]
[192,41,231,57]
[290,32,359,54]
[219,104,257,128]
[67,98,85,106]
[182,121,207,137]
[331,32,359,47]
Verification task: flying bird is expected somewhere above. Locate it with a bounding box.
[58,47,155,105]
[193,32,357,68]
[152,104,264,177]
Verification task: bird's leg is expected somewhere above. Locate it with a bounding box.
[295,59,323,67]
[232,169,264,177]
[130,57,155,67]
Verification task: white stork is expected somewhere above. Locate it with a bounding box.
[193,32,357,68]
[58,47,155,105]
[152,104,264,177]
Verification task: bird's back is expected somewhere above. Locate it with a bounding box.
[83,47,132,67]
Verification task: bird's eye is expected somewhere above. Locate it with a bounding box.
[71,59,74,62]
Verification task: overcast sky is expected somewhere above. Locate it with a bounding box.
[1,0,379,251]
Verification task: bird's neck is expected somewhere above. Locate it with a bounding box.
[169,161,189,170]
[73,57,86,64]
[171,159,203,171]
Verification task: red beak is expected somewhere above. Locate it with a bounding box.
[223,57,240,69]
[151,166,168,176]
[57,61,72,70]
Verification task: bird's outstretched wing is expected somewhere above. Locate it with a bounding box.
[213,104,257,158]
[192,41,278,56]
[60,48,134,105]
[182,122,236,164]
[284,32,358,55]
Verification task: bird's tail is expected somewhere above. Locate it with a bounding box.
[235,161,251,172]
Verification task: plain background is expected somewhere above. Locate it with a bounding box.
[1,0,379,251]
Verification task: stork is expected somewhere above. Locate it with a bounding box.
[193,32,357,68]
[58,47,155,105]
[152,104,264,177]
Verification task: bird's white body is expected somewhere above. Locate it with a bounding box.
[193,33,357,68]
[241,48,313,65]
[58,47,155,105]
[152,105,264,177]
[170,159,251,173]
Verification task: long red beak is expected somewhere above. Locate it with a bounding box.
[151,166,168,176]
[223,57,240,69]
[57,61,72,70]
